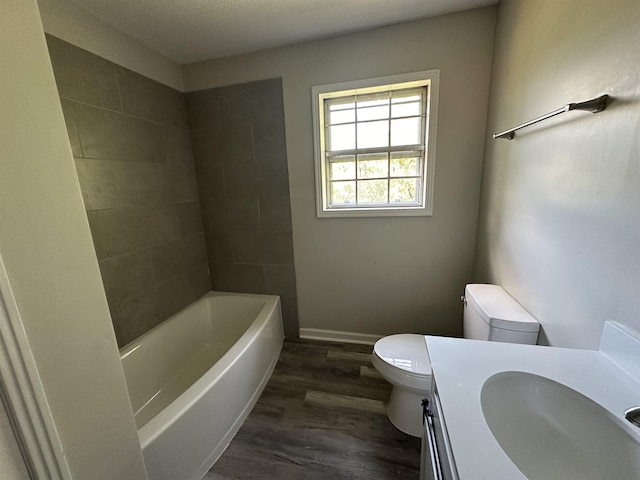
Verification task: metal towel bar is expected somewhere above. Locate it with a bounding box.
[493,94,609,140]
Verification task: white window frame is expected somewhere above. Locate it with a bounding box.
[312,70,439,218]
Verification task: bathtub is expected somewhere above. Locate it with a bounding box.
[119,291,284,480]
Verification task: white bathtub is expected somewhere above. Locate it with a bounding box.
[119,291,284,480]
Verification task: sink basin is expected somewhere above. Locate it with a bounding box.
[481,371,640,480]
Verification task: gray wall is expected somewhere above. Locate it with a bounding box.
[187,79,298,337]
[47,35,211,347]
[1,2,147,477]
[475,0,640,348]
[183,8,497,338]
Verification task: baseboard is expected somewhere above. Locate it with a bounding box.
[299,328,383,345]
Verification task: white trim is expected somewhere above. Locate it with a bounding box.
[311,70,439,218]
[299,328,383,346]
[0,255,71,480]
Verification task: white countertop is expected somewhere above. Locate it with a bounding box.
[425,324,640,479]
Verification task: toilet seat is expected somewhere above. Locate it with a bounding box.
[372,334,431,391]
[372,334,432,436]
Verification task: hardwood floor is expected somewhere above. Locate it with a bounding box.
[206,339,421,480]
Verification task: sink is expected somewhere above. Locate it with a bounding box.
[481,371,640,480]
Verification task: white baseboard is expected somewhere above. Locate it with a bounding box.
[299,328,383,346]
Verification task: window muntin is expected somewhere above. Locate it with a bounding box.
[312,71,439,218]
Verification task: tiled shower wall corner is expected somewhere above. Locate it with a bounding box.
[46,35,211,347]
[187,80,299,337]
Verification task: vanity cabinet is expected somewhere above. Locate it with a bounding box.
[421,380,458,480]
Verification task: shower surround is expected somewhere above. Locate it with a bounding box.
[187,79,298,338]
[46,36,298,345]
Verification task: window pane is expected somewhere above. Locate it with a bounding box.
[327,96,355,110]
[329,109,355,125]
[357,105,388,121]
[390,152,421,177]
[330,181,356,205]
[391,88,424,103]
[357,120,389,148]
[329,155,355,180]
[391,88,424,117]
[327,124,355,151]
[357,153,388,179]
[390,117,422,146]
[357,180,388,204]
[391,101,421,118]
[390,178,420,203]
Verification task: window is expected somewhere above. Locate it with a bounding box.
[312,70,439,218]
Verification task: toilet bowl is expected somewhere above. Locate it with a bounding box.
[371,333,431,437]
[372,284,540,437]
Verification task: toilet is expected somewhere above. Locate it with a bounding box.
[371,284,540,437]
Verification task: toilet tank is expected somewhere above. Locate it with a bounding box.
[463,284,540,345]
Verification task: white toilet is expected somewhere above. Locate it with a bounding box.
[371,284,540,437]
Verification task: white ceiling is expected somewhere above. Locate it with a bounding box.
[66,0,497,64]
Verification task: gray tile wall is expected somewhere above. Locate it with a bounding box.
[187,79,299,337]
[46,35,211,347]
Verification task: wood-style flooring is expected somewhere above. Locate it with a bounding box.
[206,339,421,480]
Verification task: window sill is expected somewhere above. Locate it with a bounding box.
[317,206,433,218]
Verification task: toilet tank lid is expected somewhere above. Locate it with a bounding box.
[466,284,540,333]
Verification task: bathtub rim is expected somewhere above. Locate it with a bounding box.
[119,290,267,357]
